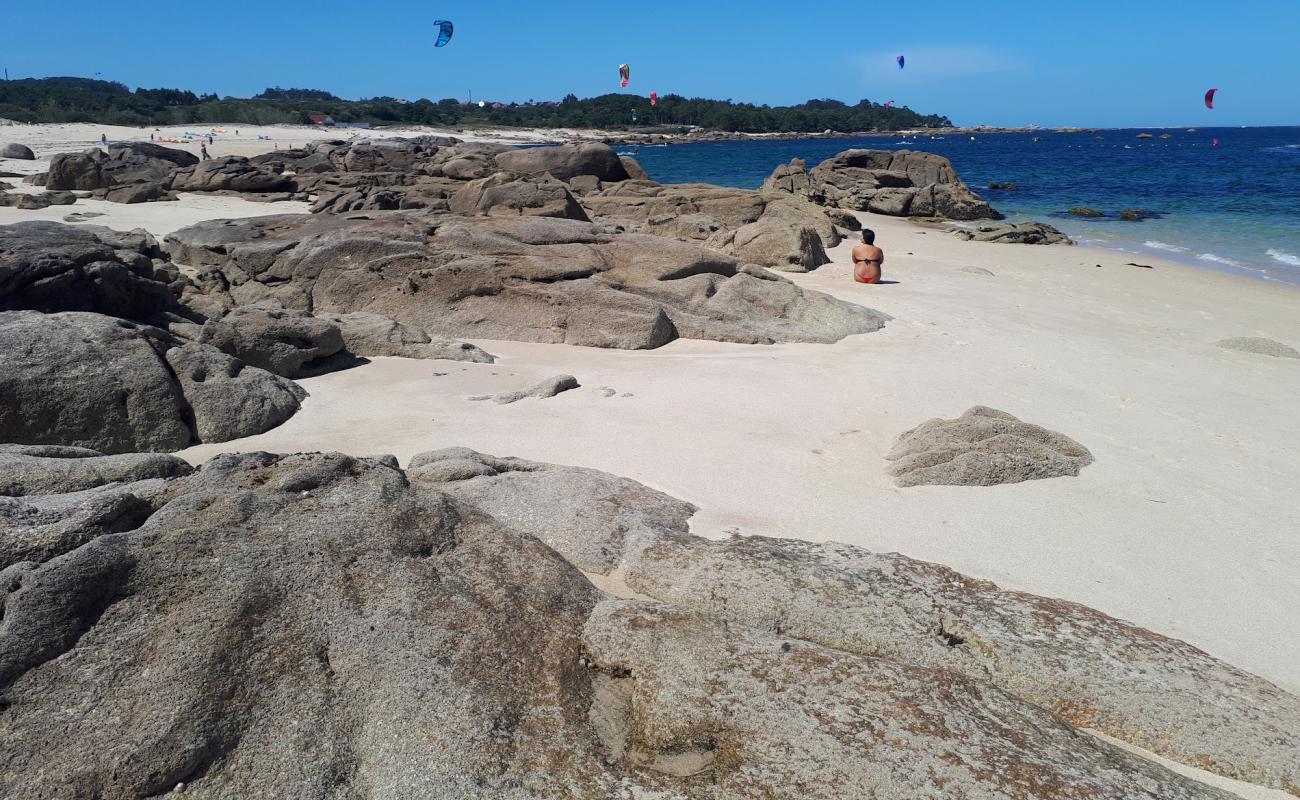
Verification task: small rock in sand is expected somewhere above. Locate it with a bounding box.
[469,374,580,404]
[62,211,106,222]
[886,405,1093,487]
[598,387,617,398]
[1216,337,1300,359]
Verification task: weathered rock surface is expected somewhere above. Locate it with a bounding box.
[469,374,579,404]
[1068,206,1106,217]
[44,142,197,191]
[0,444,190,496]
[619,155,650,181]
[0,221,177,319]
[319,310,495,362]
[0,190,77,209]
[1216,336,1300,359]
[495,141,631,182]
[764,149,1003,221]
[168,155,296,194]
[2,448,1291,797]
[0,310,304,453]
[582,181,843,271]
[0,143,36,160]
[165,211,888,349]
[199,305,345,378]
[885,405,1093,486]
[951,221,1074,245]
[449,172,589,221]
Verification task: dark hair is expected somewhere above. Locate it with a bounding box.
[861,228,875,245]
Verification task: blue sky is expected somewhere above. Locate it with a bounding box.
[3,0,1297,127]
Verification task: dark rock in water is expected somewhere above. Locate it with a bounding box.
[469,374,579,404]
[987,181,1017,190]
[44,142,197,191]
[620,155,651,181]
[885,405,1092,486]
[950,221,1073,245]
[0,449,1290,796]
[1118,208,1158,221]
[1216,336,1300,359]
[494,141,631,182]
[199,305,344,378]
[0,444,191,497]
[0,310,304,453]
[449,171,589,221]
[1068,207,1106,217]
[166,211,888,350]
[319,311,495,363]
[0,221,176,319]
[0,143,36,160]
[764,149,1002,221]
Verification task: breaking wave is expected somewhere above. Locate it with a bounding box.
[1265,248,1300,267]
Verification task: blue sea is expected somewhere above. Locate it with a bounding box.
[624,127,1300,285]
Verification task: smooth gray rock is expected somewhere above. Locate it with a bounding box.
[1216,336,1300,359]
[494,142,631,182]
[199,305,345,378]
[0,444,190,496]
[469,374,579,404]
[885,405,1093,486]
[0,143,35,160]
[0,310,304,453]
[169,156,296,194]
[951,221,1074,245]
[449,172,589,221]
[319,311,495,363]
[164,342,307,441]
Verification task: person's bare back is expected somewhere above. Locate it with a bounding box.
[851,229,884,283]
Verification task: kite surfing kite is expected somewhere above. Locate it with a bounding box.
[650,91,657,106]
[884,100,894,108]
[619,63,630,88]
[1204,87,1217,109]
[897,55,905,69]
[433,20,454,47]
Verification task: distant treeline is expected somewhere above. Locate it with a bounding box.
[0,77,952,132]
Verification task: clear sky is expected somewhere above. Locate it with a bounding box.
[3,0,1296,128]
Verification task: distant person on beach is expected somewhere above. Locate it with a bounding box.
[851,229,884,284]
[200,143,211,160]
[100,133,106,145]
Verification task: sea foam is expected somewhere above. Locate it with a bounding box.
[1197,253,1245,268]
[1266,249,1300,267]
[1144,240,1189,253]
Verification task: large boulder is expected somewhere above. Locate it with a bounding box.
[0,143,36,160]
[168,156,297,194]
[495,142,631,182]
[166,211,888,350]
[319,311,495,363]
[198,305,345,378]
[885,406,1094,486]
[449,172,589,221]
[1,448,1291,797]
[44,142,197,191]
[0,444,190,496]
[0,221,177,319]
[950,221,1074,245]
[764,149,1002,221]
[0,310,305,453]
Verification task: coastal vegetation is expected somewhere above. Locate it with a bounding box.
[0,77,952,131]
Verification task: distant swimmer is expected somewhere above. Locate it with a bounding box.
[851,229,884,284]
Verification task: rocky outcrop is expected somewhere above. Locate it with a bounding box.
[950,221,1074,245]
[620,155,650,181]
[0,143,35,160]
[0,310,305,453]
[1069,207,1105,217]
[43,142,197,191]
[2,448,1294,797]
[0,444,191,496]
[1217,336,1300,359]
[320,310,494,362]
[198,305,345,378]
[469,374,579,404]
[168,155,297,194]
[885,406,1093,486]
[0,190,76,209]
[582,182,844,272]
[0,221,179,319]
[449,172,589,221]
[763,149,1002,221]
[166,211,888,350]
[494,141,631,182]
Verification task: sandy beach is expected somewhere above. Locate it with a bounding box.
[4,125,1298,799]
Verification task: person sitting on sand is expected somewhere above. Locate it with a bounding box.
[851,229,884,284]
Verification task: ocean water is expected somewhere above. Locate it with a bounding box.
[624,127,1300,285]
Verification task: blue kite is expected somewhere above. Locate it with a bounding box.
[434,20,454,47]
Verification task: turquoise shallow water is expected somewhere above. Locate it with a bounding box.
[624,127,1300,285]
